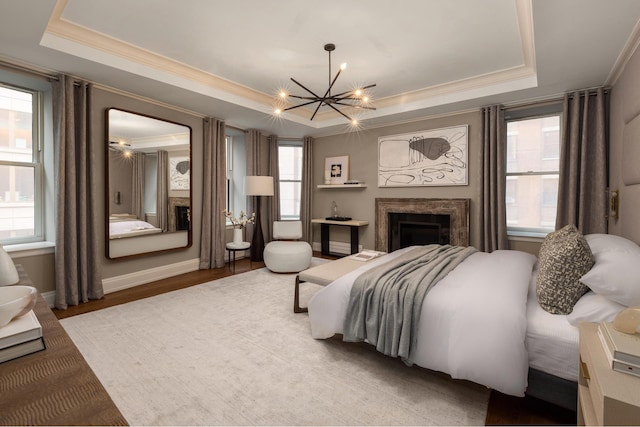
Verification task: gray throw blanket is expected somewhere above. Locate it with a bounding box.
[343,244,477,365]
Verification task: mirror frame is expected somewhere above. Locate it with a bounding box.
[105,108,193,259]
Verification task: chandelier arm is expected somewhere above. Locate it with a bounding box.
[333,102,377,111]
[332,83,377,99]
[307,68,344,121]
[290,77,321,98]
[288,95,320,101]
[309,100,327,121]
[283,100,323,111]
[326,103,354,122]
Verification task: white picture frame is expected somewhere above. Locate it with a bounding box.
[377,125,468,187]
[324,155,349,184]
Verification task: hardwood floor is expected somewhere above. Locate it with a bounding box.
[53,255,576,425]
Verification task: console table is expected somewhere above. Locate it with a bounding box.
[0,266,127,426]
[311,218,369,257]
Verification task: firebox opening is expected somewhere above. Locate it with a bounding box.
[388,213,450,252]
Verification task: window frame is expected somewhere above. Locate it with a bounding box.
[504,103,563,238]
[277,140,303,221]
[0,83,45,245]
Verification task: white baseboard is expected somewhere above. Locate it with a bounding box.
[312,241,362,255]
[102,258,200,294]
[41,291,56,307]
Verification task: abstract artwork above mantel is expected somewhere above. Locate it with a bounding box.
[377,125,468,187]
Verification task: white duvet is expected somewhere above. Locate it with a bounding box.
[308,246,537,396]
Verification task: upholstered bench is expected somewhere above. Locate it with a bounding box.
[294,256,377,313]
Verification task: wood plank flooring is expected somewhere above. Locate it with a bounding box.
[53,255,576,425]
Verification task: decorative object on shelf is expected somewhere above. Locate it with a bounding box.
[325,155,349,184]
[378,125,469,187]
[273,43,376,125]
[0,245,18,287]
[244,176,274,262]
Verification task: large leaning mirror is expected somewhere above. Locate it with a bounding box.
[106,108,192,259]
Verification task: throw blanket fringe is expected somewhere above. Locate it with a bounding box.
[343,245,477,365]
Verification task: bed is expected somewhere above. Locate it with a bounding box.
[306,228,640,409]
[109,214,162,239]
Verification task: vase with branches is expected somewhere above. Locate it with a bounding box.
[224,210,255,245]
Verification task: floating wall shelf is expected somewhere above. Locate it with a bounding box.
[317,184,367,189]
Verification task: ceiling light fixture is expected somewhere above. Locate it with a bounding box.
[274,43,376,125]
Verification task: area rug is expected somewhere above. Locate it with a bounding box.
[61,263,490,426]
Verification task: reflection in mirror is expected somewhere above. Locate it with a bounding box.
[106,108,192,259]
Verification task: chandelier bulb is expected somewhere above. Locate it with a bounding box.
[362,96,369,103]
[274,108,282,115]
[354,89,363,97]
[278,91,287,99]
[340,62,347,71]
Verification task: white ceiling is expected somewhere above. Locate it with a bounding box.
[1,0,640,137]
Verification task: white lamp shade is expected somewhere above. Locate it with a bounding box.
[244,176,274,196]
[0,245,19,287]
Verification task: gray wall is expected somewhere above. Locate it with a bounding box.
[312,111,483,251]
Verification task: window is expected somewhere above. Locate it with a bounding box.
[278,141,303,220]
[0,84,43,244]
[225,131,247,223]
[505,110,561,236]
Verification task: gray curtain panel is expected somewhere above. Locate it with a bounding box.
[132,151,145,220]
[199,117,227,269]
[556,87,608,234]
[52,74,103,309]
[480,105,508,252]
[156,150,169,232]
[300,136,313,243]
[268,135,280,241]
[245,129,272,243]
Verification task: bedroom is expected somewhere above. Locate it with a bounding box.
[1,0,640,425]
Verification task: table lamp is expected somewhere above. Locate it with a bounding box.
[244,175,274,262]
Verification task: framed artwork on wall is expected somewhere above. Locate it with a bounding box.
[325,155,349,184]
[170,156,190,190]
[377,125,468,187]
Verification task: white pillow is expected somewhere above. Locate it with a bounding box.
[580,251,640,306]
[585,233,640,257]
[567,291,626,326]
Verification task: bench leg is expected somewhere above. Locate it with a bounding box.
[294,275,308,313]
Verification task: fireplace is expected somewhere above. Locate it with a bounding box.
[375,198,469,252]
[388,213,451,251]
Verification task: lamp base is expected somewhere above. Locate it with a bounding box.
[250,197,265,262]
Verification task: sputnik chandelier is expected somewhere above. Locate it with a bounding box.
[274,43,376,125]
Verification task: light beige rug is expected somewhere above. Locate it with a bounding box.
[61,263,489,426]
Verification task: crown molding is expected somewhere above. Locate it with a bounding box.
[43,0,537,129]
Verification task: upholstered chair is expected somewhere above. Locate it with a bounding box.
[263,221,312,273]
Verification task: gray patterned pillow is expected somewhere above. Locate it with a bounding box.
[536,224,595,315]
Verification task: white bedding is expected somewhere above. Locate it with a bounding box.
[308,246,537,397]
[109,219,162,239]
[525,267,580,382]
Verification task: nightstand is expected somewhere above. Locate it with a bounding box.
[578,323,640,425]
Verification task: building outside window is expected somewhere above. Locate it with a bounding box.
[278,141,302,220]
[505,111,561,237]
[0,84,43,244]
